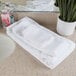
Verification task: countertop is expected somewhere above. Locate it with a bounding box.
[0,12,76,76]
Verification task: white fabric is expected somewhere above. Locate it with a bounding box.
[12,17,55,56]
[11,17,75,57]
[22,25,54,53]
[6,17,76,69]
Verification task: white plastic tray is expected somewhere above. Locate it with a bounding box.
[6,17,75,69]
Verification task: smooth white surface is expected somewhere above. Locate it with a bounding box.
[0,34,15,61]
[57,18,76,36]
[6,17,75,69]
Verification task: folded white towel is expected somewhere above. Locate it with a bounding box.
[22,25,54,51]
[12,19,55,56]
[7,17,75,69]
[12,17,72,57]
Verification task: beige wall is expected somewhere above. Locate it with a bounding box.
[0,0,27,5]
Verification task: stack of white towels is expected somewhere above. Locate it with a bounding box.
[7,17,75,69]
